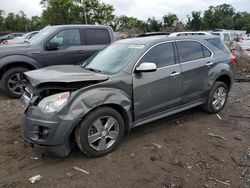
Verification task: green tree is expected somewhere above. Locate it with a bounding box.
[0,10,5,30]
[40,0,75,24]
[111,15,147,34]
[163,13,178,27]
[40,0,115,26]
[187,11,202,30]
[85,0,115,25]
[147,17,162,32]
[203,4,235,29]
[4,13,17,31]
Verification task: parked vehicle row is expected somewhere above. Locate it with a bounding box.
[0,33,24,44]
[2,31,39,45]
[21,34,234,157]
[0,25,115,98]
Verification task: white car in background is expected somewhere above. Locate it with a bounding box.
[242,34,250,40]
[3,31,39,45]
[238,40,250,56]
[211,31,234,44]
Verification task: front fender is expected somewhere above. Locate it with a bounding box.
[0,55,41,70]
[59,87,132,130]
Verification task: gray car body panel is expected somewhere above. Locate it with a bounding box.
[0,25,115,78]
[22,35,234,156]
[24,65,109,86]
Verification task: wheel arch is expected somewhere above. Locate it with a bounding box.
[0,55,41,80]
[215,74,232,90]
[64,88,133,146]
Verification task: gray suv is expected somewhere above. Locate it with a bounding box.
[0,25,115,98]
[22,35,234,157]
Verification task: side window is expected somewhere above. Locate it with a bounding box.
[49,29,81,50]
[177,41,204,63]
[202,46,212,58]
[139,42,175,68]
[85,29,111,45]
[8,34,14,39]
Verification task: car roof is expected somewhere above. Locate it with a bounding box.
[116,35,219,45]
[51,24,112,29]
[136,32,170,37]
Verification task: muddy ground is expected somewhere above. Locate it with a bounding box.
[0,82,250,188]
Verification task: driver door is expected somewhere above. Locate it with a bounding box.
[42,29,88,66]
[133,42,182,121]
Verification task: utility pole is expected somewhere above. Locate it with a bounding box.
[82,0,88,24]
[74,0,87,24]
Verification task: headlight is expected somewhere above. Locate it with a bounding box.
[38,92,70,113]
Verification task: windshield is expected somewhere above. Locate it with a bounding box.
[20,32,30,39]
[82,43,144,74]
[29,26,57,45]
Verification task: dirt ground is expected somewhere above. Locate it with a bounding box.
[0,82,249,188]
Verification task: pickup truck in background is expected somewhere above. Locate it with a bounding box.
[0,25,116,98]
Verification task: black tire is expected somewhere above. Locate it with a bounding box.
[202,81,228,114]
[1,67,29,98]
[75,107,125,157]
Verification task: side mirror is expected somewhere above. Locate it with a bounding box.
[135,62,157,73]
[46,42,59,51]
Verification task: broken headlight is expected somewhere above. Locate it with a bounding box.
[38,92,70,113]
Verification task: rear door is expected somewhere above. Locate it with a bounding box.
[42,28,87,66]
[176,40,213,104]
[133,42,182,121]
[81,28,112,58]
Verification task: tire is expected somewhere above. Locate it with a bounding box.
[202,81,228,114]
[1,67,29,98]
[75,107,125,157]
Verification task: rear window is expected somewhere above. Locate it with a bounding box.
[206,38,230,53]
[85,28,111,45]
[223,33,230,42]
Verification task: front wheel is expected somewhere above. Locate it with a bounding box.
[75,107,125,157]
[202,81,228,113]
[1,67,29,98]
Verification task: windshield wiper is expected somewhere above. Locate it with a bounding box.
[85,67,102,73]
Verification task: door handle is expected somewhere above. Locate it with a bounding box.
[206,61,214,66]
[170,71,180,77]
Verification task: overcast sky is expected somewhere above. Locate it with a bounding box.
[1,0,250,22]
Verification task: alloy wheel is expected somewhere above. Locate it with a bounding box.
[212,86,227,110]
[88,116,119,151]
[7,73,27,95]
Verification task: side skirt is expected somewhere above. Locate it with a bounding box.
[131,100,204,129]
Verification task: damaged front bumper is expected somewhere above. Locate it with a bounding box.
[22,106,79,157]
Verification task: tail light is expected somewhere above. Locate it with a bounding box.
[246,48,250,51]
[231,55,236,64]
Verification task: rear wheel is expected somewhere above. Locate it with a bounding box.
[202,81,228,113]
[75,107,125,157]
[1,67,29,98]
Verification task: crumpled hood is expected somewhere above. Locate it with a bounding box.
[24,65,109,86]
